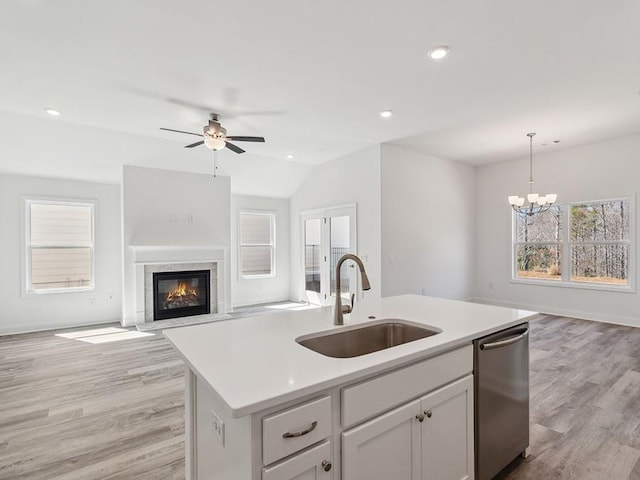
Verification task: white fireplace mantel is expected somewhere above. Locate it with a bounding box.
[130,245,227,265]
[124,245,231,326]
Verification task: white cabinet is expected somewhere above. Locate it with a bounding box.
[420,376,474,480]
[342,399,421,480]
[262,397,333,480]
[263,396,332,465]
[342,375,474,480]
[262,441,333,480]
[186,345,474,480]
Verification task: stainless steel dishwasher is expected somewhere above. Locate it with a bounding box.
[474,323,529,480]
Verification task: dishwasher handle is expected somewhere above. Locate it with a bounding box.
[479,328,528,351]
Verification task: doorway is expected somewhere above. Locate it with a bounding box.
[302,205,357,306]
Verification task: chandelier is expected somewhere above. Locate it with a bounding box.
[508,133,557,216]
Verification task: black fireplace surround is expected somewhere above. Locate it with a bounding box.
[153,270,210,321]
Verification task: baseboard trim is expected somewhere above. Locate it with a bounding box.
[469,297,640,329]
[0,318,121,336]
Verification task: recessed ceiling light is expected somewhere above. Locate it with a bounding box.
[552,140,561,144]
[45,108,61,116]
[286,154,294,159]
[428,45,450,60]
[379,110,393,118]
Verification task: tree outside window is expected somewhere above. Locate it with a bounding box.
[570,200,629,285]
[514,206,563,281]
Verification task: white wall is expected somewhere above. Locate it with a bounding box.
[475,133,640,327]
[122,165,231,247]
[0,174,121,334]
[121,166,231,322]
[381,144,476,300]
[289,146,382,310]
[231,195,290,307]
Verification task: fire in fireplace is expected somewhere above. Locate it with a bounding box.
[153,270,210,320]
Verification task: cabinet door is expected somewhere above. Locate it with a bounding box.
[342,399,421,480]
[262,440,332,480]
[420,375,474,480]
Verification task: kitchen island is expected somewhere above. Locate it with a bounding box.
[164,294,536,480]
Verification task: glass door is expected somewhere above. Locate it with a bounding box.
[304,217,323,305]
[302,205,356,306]
[330,215,352,301]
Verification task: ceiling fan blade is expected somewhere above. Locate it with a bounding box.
[160,127,204,137]
[185,140,205,148]
[226,136,265,143]
[225,141,245,154]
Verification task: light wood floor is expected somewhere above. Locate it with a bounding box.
[497,315,640,480]
[1,315,640,479]
[0,325,185,480]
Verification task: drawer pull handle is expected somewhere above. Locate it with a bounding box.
[425,410,432,418]
[282,420,317,438]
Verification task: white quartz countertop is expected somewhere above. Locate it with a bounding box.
[164,295,537,418]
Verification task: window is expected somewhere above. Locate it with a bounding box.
[26,199,95,292]
[514,206,563,281]
[512,198,633,290]
[239,211,275,278]
[570,200,629,285]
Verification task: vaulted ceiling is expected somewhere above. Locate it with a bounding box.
[1,1,639,197]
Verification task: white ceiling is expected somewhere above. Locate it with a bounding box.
[1,1,639,197]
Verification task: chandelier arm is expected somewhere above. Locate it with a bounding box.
[511,203,552,217]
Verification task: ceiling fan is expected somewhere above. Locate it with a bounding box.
[160,113,265,154]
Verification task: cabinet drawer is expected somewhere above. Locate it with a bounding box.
[341,344,472,428]
[262,440,332,480]
[263,396,332,465]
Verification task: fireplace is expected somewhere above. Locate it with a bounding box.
[153,270,210,321]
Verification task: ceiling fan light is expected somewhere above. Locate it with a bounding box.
[204,137,226,150]
[428,46,450,60]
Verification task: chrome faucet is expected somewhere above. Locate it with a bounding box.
[334,254,371,325]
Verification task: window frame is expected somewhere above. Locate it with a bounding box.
[238,210,276,279]
[510,196,635,293]
[24,197,96,295]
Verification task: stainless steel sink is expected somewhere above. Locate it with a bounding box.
[296,319,441,358]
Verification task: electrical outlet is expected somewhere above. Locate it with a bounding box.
[489,281,494,289]
[388,254,394,263]
[211,409,224,446]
